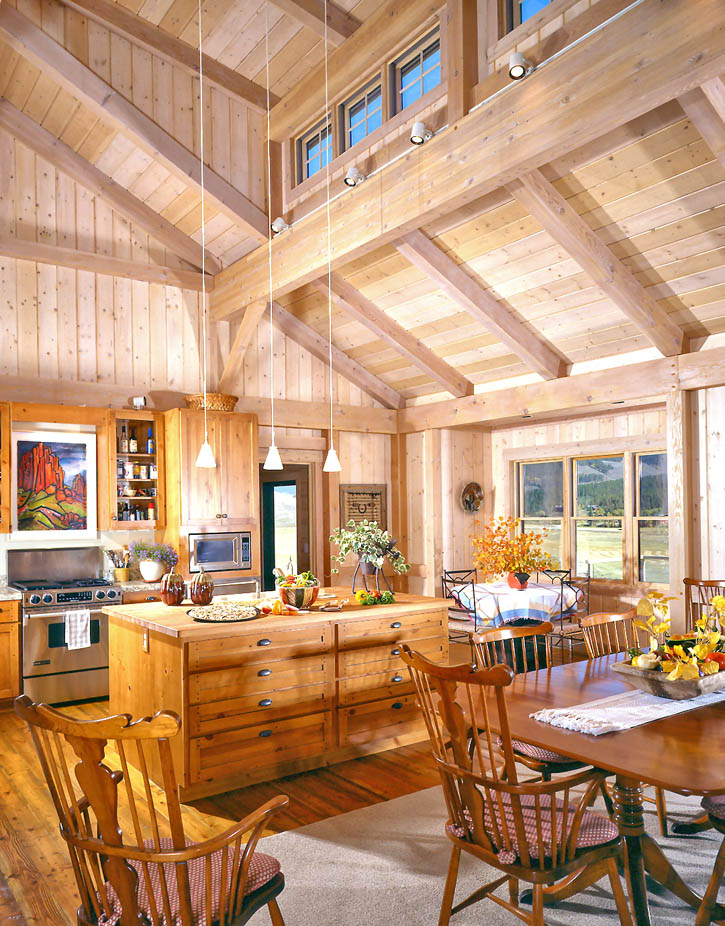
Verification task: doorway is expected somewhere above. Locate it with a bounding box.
[260,463,311,590]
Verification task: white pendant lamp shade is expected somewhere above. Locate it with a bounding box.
[263,442,283,471]
[323,445,341,473]
[195,439,217,468]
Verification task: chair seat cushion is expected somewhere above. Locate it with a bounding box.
[702,794,725,820]
[446,793,618,866]
[500,735,581,765]
[97,838,281,926]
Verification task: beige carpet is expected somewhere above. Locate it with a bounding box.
[261,785,722,925]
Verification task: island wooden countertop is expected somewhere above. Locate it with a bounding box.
[103,587,449,641]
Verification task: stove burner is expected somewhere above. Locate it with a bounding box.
[12,578,113,591]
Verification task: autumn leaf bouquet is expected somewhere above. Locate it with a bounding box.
[471,516,554,585]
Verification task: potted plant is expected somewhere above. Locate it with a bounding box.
[471,516,554,589]
[329,520,410,593]
[128,541,179,583]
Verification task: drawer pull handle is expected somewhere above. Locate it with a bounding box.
[391,648,400,656]
[258,730,273,738]
[258,668,272,677]
[258,698,273,708]
[391,702,404,710]
[257,638,272,647]
[392,674,403,683]
[390,621,402,629]
[145,596,157,602]
[216,513,222,519]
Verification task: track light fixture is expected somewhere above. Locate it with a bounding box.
[410,121,432,145]
[344,166,366,187]
[271,216,289,235]
[508,51,533,80]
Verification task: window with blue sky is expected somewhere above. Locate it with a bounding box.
[347,84,383,148]
[396,33,440,112]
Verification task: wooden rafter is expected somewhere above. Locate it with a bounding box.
[678,83,725,167]
[396,229,564,381]
[270,0,360,46]
[218,303,268,393]
[0,239,209,290]
[0,99,219,273]
[316,273,475,398]
[212,0,722,320]
[702,75,725,120]
[0,3,268,242]
[270,301,404,409]
[506,169,685,357]
[57,0,278,113]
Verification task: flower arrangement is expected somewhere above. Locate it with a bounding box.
[128,541,178,570]
[471,516,554,581]
[709,595,725,628]
[329,520,410,575]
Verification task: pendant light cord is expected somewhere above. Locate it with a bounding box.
[265,3,276,449]
[197,0,209,446]
[323,0,334,445]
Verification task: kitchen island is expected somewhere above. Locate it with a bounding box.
[105,589,448,800]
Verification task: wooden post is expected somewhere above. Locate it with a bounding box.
[446,0,479,124]
[423,429,443,597]
[322,430,341,587]
[667,388,693,631]
[391,431,409,593]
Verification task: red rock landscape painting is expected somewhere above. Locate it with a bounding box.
[17,441,88,531]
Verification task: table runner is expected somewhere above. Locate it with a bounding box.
[531,687,725,735]
[451,580,581,627]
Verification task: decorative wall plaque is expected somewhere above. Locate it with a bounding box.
[340,484,387,530]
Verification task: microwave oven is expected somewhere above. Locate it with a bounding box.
[188,531,252,573]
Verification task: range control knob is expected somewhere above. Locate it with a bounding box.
[29,594,41,605]
[106,589,117,600]
[96,590,106,600]
[42,593,53,604]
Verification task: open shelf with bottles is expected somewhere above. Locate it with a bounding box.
[109,410,165,530]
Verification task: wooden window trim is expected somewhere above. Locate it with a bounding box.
[633,450,669,585]
[390,27,442,117]
[296,115,332,184]
[339,76,383,153]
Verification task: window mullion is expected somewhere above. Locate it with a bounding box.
[624,450,634,585]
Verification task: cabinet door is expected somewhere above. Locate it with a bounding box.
[216,414,259,526]
[0,621,20,700]
[179,411,221,527]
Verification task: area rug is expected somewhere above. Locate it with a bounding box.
[262,785,721,925]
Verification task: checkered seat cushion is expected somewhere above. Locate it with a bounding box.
[498,735,580,765]
[97,839,281,926]
[702,794,725,820]
[447,793,618,865]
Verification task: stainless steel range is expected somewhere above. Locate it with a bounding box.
[8,548,122,705]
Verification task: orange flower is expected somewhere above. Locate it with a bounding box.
[470,516,554,581]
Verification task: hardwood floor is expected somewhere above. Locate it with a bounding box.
[0,700,440,925]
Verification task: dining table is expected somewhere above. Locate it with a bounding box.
[482,654,725,926]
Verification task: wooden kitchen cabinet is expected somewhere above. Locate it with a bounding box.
[107,410,165,530]
[0,601,21,701]
[0,402,10,533]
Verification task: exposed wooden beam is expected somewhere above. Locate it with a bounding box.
[218,303,268,393]
[0,238,209,290]
[396,229,564,380]
[270,0,360,46]
[317,273,475,398]
[506,169,686,357]
[678,84,725,167]
[57,0,277,113]
[0,99,219,273]
[701,75,725,121]
[270,301,404,409]
[0,3,268,241]
[445,0,478,124]
[212,0,723,320]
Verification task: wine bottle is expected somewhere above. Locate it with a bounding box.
[129,427,138,453]
[146,427,154,454]
[120,425,129,453]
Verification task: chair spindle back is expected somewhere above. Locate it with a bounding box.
[579,610,639,658]
[471,621,553,675]
[684,578,725,632]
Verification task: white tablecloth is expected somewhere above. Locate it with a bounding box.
[450,580,581,627]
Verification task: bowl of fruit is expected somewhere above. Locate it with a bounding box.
[276,570,320,609]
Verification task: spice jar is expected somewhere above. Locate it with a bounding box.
[160,570,185,606]
[190,567,214,605]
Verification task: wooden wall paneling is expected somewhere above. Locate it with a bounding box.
[666,388,693,630]
[422,429,443,597]
[446,0,478,124]
[390,430,409,592]
[0,402,10,530]
[322,429,341,586]
[404,431,426,596]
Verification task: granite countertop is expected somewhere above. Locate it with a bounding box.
[119,580,162,593]
[0,584,23,602]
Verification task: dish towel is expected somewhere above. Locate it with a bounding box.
[531,688,725,735]
[65,609,91,650]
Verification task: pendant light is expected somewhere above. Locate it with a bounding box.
[322,0,341,474]
[194,0,216,469]
[262,2,283,471]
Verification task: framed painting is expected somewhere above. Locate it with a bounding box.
[11,430,97,539]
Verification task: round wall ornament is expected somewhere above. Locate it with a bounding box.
[461,482,484,512]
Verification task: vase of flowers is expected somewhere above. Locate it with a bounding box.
[129,541,179,583]
[329,520,410,593]
[471,516,554,589]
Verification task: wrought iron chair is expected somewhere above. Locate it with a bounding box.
[15,696,287,926]
[536,564,591,660]
[441,569,483,643]
[399,645,633,926]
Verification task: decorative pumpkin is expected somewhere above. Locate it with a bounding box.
[190,567,214,605]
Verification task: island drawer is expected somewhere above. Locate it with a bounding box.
[188,683,330,735]
[338,668,414,705]
[189,711,331,784]
[0,601,20,623]
[337,612,445,650]
[188,653,332,704]
[188,626,332,671]
[339,636,444,674]
[338,695,425,749]
[123,590,162,604]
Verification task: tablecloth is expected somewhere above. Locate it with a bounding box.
[450,580,581,627]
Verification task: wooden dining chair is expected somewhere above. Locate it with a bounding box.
[694,795,725,926]
[15,695,287,926]
[579,610,668,837]
[399,645,632,926]
[684,577,725,632]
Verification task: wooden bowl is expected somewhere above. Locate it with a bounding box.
[277,585,320,609]
[611,660,725,700]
